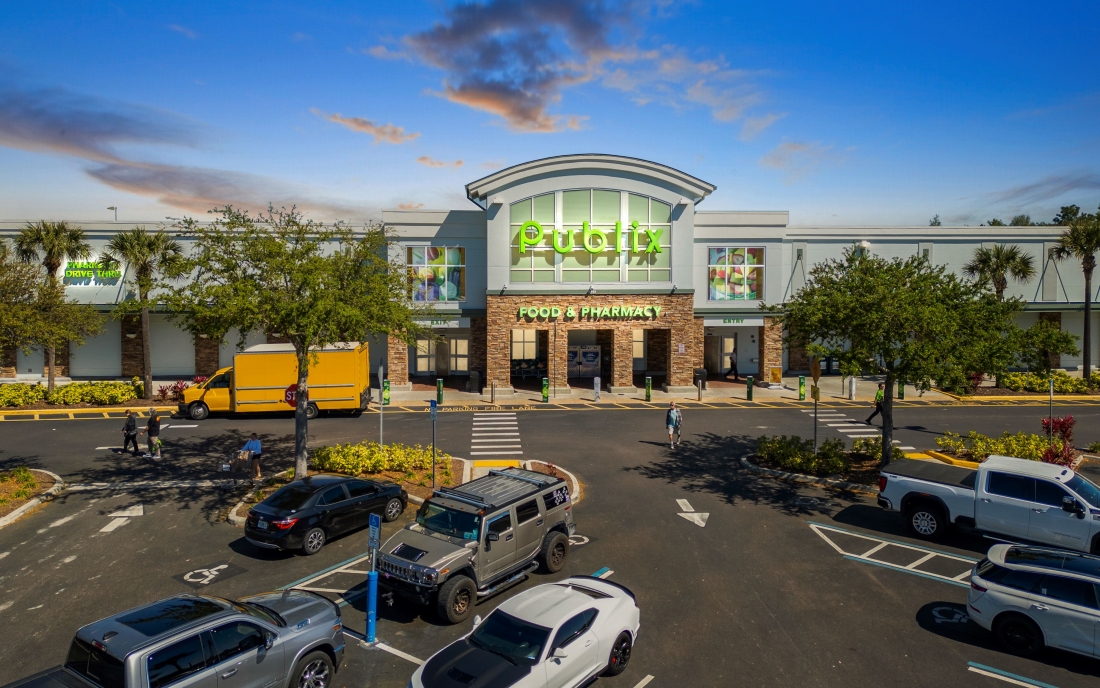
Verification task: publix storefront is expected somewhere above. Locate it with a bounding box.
[384,154,784,394]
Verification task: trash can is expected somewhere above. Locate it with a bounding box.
[693,367,708,390]
[467,371,480,394]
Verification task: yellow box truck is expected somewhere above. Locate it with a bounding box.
[178,342,371,420]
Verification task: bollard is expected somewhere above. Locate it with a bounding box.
[491,380,496,405]
[746,376,754,401]
[542,377,549,403]
[437,378,443,405]
[697,378,703,401]
[594,376,601,403]
[366,570,378,643]
[848,376,856,401]
[799,375,806,401]
[645,376,652,402]
[898,380,904,400]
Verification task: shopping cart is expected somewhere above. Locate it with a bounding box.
[220,450,253,489]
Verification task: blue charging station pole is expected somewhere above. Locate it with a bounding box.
[367,512,381,643]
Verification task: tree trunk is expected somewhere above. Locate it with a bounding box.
[294,350,310,479]
[141,304,153,400]
[1084,267,1093,386]
[46,343,56,394]
[881,375,895,467]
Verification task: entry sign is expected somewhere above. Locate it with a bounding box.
[430,399,437,421]
[810,357,821,385]
[368,512,381,551]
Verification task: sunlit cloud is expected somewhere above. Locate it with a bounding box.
[367,45,409,61]
[290,32,312,43]
[398,202,425,210]
[759,141,839,182]
[311,108,420,144]
[417,156,463,168]
[169,24,197,40]
[739,113,785,140]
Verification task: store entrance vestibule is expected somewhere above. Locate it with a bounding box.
[704,334,737,375]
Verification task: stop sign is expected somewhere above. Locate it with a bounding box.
[285,384,304,407]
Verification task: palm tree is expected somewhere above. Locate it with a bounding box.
[15,221,91,392]
[1051,215,1100,386]
[99,227,182,400]
[962,244,1037,301]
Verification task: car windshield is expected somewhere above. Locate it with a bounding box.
[468,611,550,665]
[264,485,314,511]
[416,502,481,540]
[1067,475,1100,509]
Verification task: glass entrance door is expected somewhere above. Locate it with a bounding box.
[414,338,436,376]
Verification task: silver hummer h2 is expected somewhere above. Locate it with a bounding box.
[377,467,576,624]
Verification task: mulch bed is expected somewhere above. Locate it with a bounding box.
[0,470,57,519]
[754,455,883,487]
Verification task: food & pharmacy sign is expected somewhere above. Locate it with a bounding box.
[518,305,663,321]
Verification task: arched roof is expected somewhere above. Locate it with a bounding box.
[465,154,716,207]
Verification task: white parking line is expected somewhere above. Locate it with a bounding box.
[470,438,524,443]
[632,676,655,688]
[95,446,120,450]
[597,569,614,579]
[827,423,862,427]
[472,432,520,436]
[846,434,881,438]
[374,642,424,666]
[470,451,524,455]
[170,424,198,428]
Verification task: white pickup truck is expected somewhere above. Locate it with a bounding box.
[878,455,1100,553]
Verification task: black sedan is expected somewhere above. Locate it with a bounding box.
[245,474,408,555]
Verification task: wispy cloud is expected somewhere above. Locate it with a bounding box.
[417,156,463,168]
[481,159,506,169]
[740,113,785,140]
[367,45,409,61]
[758,141,838,182]
[390,0,772,134]
[986,172,1100,205]
[398,202,425,210]
[290,32,312,43]
[311,108,420,144]
[169,24,197,40]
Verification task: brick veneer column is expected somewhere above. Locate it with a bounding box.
[594,329,613,381]
[787,327,810,373]
[547,329,569,389]
[612,328,634,388]
[194,336,220,377]
[386,335,409,385]
[0,347,15,378]
[121,316,144,377]
[646,330,668,374]
[1039,312,1063,369]
[469,317,487,379]
[485,297,513,388]
[760,317,784,379]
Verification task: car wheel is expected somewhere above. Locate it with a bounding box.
[188,402,209,421]
[537,532,570,573]
[905,503,945,540]
[602,632,633,676]
[383,498,404,522]
[436,575,476,624]
[293,651,333,688]
[301,527,326,555]
[305,403,319,420]
[994,614,1044,657]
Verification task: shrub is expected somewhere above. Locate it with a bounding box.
[1088,441,1100,454]
[850,437,908,462]
[1002,370,1088,394]
[936,430,1049,462]
[756,435,851,476]
[47,380,140,405]
[192,375,208,386]
[0,383,46,408]
[0,466,38,489]
[312,441,450,477]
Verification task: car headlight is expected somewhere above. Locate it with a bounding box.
[414,565,439,584]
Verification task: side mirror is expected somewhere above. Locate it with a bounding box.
[552,647,568,659]
[1062,496,1076,513]
[472,615,483,629]
[264,633,275,650]
[486,532,500,542]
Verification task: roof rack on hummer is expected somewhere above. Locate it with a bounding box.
[436,467,562,510]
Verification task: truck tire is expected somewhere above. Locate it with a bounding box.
[305,403,319,420]
[292,650,333,688]
[537,532,569,573]
[905,502,946,540]
[188,402,209,420]
[437,575,476,624]
[993,614,1044,657]
[383,498,404,522]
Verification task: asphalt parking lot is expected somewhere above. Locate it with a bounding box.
[2,403,1100,687]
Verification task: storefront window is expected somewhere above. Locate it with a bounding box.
[707,247,764,300]
[408,247,465,301]
[510,194,556,283]
[511,329,537,360]
[627,193,672,283]
[449,338,469,373]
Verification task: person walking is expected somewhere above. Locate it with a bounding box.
[726,350,739,381]
[666,401,683,448]
[242,433,263,483]
[866,383,885,425]
[139,407,162,459]
[121,410,139,456]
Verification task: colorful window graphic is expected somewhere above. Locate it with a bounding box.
[707,247,764,300]
[408,246,465,302]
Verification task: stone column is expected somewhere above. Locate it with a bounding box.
[485,296,513,392]
[194,336,220,377]
[121,316,144,378]
[546,327,569,392]
[1039,312,1062,369]
[610,327,635,391]
[0,347,15,378]
[386,335,410,386]
[760,317,784,380]
[469,316,487,379]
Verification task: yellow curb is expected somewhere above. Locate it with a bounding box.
[471,460,522,468]
[904,452,932,459]
[925,450,981,469]
[0,405,176,420]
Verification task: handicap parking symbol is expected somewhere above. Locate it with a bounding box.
[174,561,247,589]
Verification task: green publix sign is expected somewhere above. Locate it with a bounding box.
[519,305,662,320]
[517,221,662,255]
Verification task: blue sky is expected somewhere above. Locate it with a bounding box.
[1,0,1097,226]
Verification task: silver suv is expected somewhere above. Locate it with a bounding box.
[378,467,577,624]
[3,592,344,688]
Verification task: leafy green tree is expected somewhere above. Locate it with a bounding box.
[1009,215,1033,226]
[1053,205,1082,226]
[98,227,183,400]
[14,221,92,392]
[1018,320,1079,375]
[770,246,1020,465]
[162,206,429,477]
[986,218,1005,226]
[1050,214,1100,385]
[0,240,48,355]
[962,244,1036,301]
[929,214,941,226]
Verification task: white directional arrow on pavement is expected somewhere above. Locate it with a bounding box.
[108,505,144,518]
[676,499,693,512]
[678,512,709,527]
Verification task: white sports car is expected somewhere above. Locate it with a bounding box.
[410,575,641,688]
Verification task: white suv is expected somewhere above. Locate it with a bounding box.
[967,544,1100,658]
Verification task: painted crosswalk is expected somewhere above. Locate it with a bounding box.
[802,409,881,439]
[470,412,523,456]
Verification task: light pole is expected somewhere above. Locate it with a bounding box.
[107,206,117,221]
